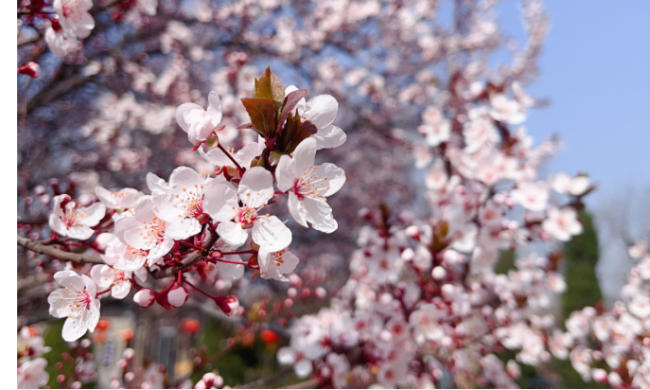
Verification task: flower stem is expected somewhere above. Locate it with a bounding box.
[216,258,249,266]
[217,143,245,175]
[184,279,219,300]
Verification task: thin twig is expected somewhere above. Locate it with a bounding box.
[150,231,218,279]
[17,234,105,264]
[235,367,294,389]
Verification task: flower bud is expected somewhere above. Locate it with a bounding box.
[133,289,156,308]
[163,284,189,309]
[213,295,239,316]
[17,62,40,78]
[167,286,190,308]
[432,266,447,280]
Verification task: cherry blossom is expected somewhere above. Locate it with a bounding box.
[17,358,49,389]
[204,166,292,251]
[95,186,144,210]
[257,246,299,281]
[285,86,346,149]
[118,197,176,259]
[153,167,225,239]
[53,0,95,39]
[276,138,346,233]
[49,195,106,240]
[91,264,141,299]
[176,91,224,145]
[552,173,590,196]
[542,207,583,241]
[47,270,100,342]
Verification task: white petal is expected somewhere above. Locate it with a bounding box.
[204,184,238,222]
[207,91,223,125]
[169,166,203,188]
[305,95,338,129]
[276,154,297,193]
[111,281,131,299]
[292,137,317,175]
[313,125,347,149]
[238,167,274,208]
[95,187,118,209]
[315,163,346,197]
[252,216,292,252]
[62,316,88,342]
[217,220,248,247]
[66,225,95,240]
[216,261,245,280]
[133,197,157,223]
[153,193,180,222]
[166,218,201,240]
[49,213,68,236]
[146,173,173,195]
[82,274,97,297]
[86,300,101,332]
[276,250,299,275]
[176,102,203,132]
[287,192,308,228]
[302,197,337,233]
[91,265,112,288]
[54,270,85,290]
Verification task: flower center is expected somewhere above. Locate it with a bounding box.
[235,207,258,229]
[60,287,92,319]
[62,202,86,227]
[271,249,288,267]
[176,185,205,218]
[141,216,166,246]
[293,165,329,201]
[62,0,84,23]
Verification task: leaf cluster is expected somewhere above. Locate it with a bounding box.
[240,68,317,164]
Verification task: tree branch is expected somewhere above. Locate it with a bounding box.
[281,378,320,389]
[150,231,218,279]
[17,234,105,264]
[235,367,295,389]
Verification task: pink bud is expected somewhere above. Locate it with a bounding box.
[314,287,326,299]
[17,61,40,78]
[213,295,239,316]
[133,289,156,308]
[432,266,447,280]
[166,285,189,308]
[406,225,420,240]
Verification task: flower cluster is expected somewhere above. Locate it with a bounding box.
[548,241,650,388]
[44,68,346,341]
[278,75,595,388]
[17,327,51,389]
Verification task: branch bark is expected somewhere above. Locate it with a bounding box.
[17,234,104,264]
[150,231,218,279]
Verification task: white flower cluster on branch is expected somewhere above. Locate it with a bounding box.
[39,68,346,341]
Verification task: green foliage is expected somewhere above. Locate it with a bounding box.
[196,317,298,387]
[556,210,608,389]
[562,210,603,320]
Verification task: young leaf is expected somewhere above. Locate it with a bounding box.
[285,120,318,155]
[241,98,277,137]
[253,67,285,112]
[277,88,308,132]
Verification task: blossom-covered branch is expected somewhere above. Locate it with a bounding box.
[17,234,104,264]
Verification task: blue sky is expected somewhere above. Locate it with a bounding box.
[496,0,650,206]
